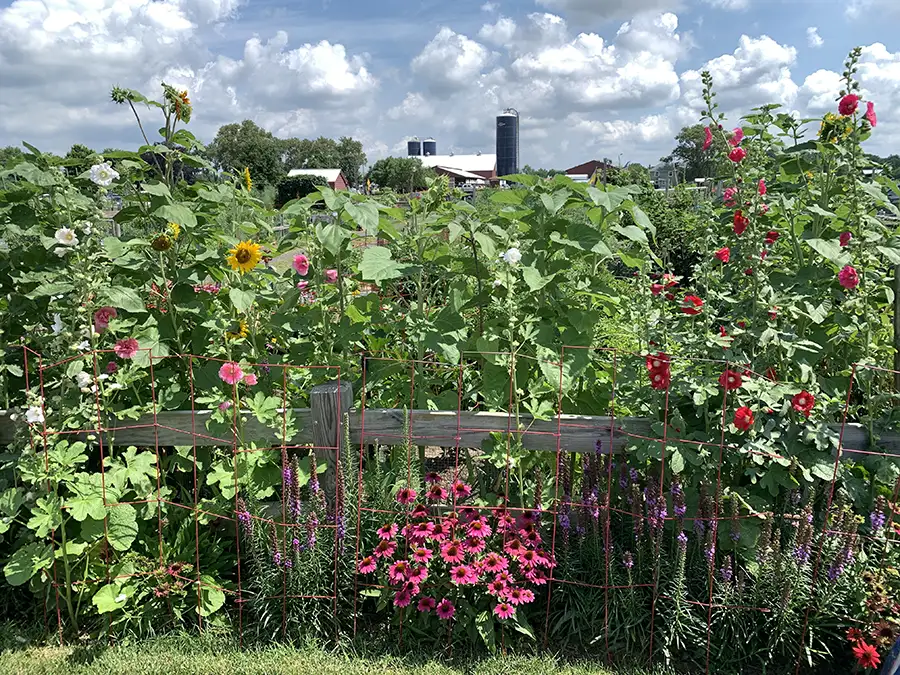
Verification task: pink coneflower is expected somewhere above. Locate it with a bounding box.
[410,521,434,540]
[407,565,428,585]
[393,589,412,607]
[525,568,548,585]
[417,596,436,613]
[292,254,310,276]
[517,510,538,528]
[481,553,509,573]
[324,269,338,284]
[518,588,536,604]
[410,504,429,519]
[429,522,449,542]
[358,556,377,574]
[464,537,486,554]
[443,512,460,530]
[504,538,525,556]
[503,586,525,605]
[494,602,516,620]
[114,337,140,359]
[436,599,455,620]
[242,373,258,386]
[487,579,507,596]
[459,506,478,523]
[451,480,472,499]
[93,306,117,333]
[412,547,433,564]
[373,540,396,559]
[377,523,398,540]
[467,519,492,538]
[388,560,410,583]
[427,485,448,502]
[440,540,465,564]
[450,565,478,585]
[536,550,556,568]
[425,471,442,484]
[396,487,417,504]
[494,571,513,585]
[519,549,539,569]
[522,529,541,547]
[219,362,243,385]
[497,513,516,531]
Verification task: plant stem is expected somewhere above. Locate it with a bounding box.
[58,515,78,632]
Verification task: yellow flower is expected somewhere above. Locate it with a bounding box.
[167,222,181,240]
[226,240,262,274]
[226,319,249,341]
[243,167,252,192]
[179,90,190,106]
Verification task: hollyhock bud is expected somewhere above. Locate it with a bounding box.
[839,231,852,247]
[744,268,753,276]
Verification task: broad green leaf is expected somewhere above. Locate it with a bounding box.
[142,182,172,200]
[66,474,107,522]
[806,204,838,219]
[102,287,146,313]
[316,222,349,256]
[0,488,24,533]
[345,202,379,234]
[877,244,900,264]
[474,232,496,259]
[26,282,72,299]
[153,204,196,228]
[199,574,226,616]
[669,450,685,475]
[359,246,413,283]
[475,610,496,652]
[106,504,138,551]
[26,496,63,537]
[490,190,524,204]
[229,288,255,313]
[4,542,53,586]
[93,583,133,613]
[522,266,553,292]
[630,204,656,237]
[612,224,648,244]
[805,238,848,264]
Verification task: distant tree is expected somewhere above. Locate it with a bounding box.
[276,174,327,208]
[63,143,96,176]
[367,157,434,192]
[279,136,367,187]
[336,137,366,187]
[665,124,729,181]
[209,120,284,187]
[868,153,900,180]
[0,146,25,168]
[607,163,652,187]
[521,164,564,178]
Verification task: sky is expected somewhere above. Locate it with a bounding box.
[0,0,898,171]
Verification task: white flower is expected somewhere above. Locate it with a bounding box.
[493,279,502,287]
[501,247,522,265]
[76,340,90,351]
[90,162,119,187]
[74,371,93,389]
[51,313,64,335]
[81,222,92,235]
[54,228,78,247]
[25,406,44,424]
[53,247,71,258]
[114,593,127,603]
[107,383,124,391]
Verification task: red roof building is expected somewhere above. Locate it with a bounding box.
[565,160,613,178]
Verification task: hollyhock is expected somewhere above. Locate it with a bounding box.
[865,101,877,127]
[114,338,140,359]
[393,590,412,607]
[758,179,767,196]
[791,391,815,417]
[464,536,486,554]
[839,93,860,116]
[407,566,428,585]
[436,599,455,619]
[242,373,258,386]
[728,147,746,163]
[373,540,396,559]
[723,186,737,206]
[297,280,309,290]
[292,254,310,276]
[718,369,743,391]
[764,367,777,382]
[324,269,338,283]
[728,127,744,146]
[839,265,860,290]
[768,307,778,320]
[377,523,398,540]
[839,231,852,247]
[733,210,749,235]
[450,565,478,585]
[93,306,118,333]
[650,283,664,296]
[440,540,465,564]
[646,352,670,371]
[715,247,731,263]
[681,295,704,315]
[494,602,516,620]
[765,230,779,244]
[396,487,417,504]
[388,560,410,583]
[358,556,377,574]
[734,407,754,431]
[219,362,243,385]
[852,640,881,669]
[467,519,492,538]
[417,596,436,613]
[703,125,713,150]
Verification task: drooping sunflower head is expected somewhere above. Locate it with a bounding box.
[243,167,252,192]
[226,240,262,274]
[167,222,181,239]
[226,319,250,341]
[151,233,173,251]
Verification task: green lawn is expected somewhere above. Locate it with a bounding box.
[0,628,666,675]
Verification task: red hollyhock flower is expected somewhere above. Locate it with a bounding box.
[733,210,749,235]
[839,265,860,290]
[681,295,704,315]
[852,640,881,669]
[839,93,860,116]
[791,391,815,417]
[865,101,877,127]
[665,292,675,301]
[758,178,766,196]
[768,307,778,320]
[646,352,671,391]
[662,273,678,288]
[715,246,731,263]
[764,230,779,244]
[719,326,727,337]
[764,367,777,382]
[651,283,664,295]
[839,231,852,247]
[719,369,743,391]
[703,125,713,150]
[733,406,754,431]
[728,147,746,163]
[744,268,753,276]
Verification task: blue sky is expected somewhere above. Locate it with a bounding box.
[0,0,897,169]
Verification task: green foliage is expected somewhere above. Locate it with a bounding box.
[366,156,435,192]
[276,174,327,207]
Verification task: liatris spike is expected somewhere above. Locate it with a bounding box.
[306,511,318,550]
[870,496,887,532]
[793,504,814,564]
[704,526,716,572]
[730,494,741,542]
[671,478,686,521]
[309,449,320,497]
[622,551,634,569]
[757,517,772,564]
[631,483,643,541]
[677,531,688,550]
[236,497,253,536]
[720,556,733,583]
[290,455,302,521]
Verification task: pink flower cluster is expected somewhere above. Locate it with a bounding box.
[217,361,260,386]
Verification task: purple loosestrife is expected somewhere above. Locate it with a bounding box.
[271,525,282,567]
[309,449,321,497]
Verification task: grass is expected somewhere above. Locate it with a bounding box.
[0,626,668,675]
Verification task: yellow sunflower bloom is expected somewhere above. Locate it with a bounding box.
[226,319,249,341]
[167,222,181,239]
[226,240,262,274]
[243,167,252,192]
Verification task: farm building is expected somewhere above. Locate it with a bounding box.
[286,168,349,190]
[419,153,497,181]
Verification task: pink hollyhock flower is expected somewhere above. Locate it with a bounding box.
[733,210,749,236]
[728,127,744,147]
[758,179,766,196]
[388,560,410,583]
[424,471,441,484]
[734,406,754,432]
[373,540,396,559]
[105,361,118,375]
[650,282,664,296]
[297,280,309,290]
[839,231,852,247]
[377,523,398,540]
[865,101,877,127]
[407,565,428,585]
[839,94,860,116]
[396,487,417,504]
[715,247,730,263]
[838,265,859,290]
[93,306,118,333]
[440,540,465,564]
[114,337,140,359]
[292,254,310,276]
[436,599,455,620]
[417,596,436,613]
[467,519,492,538]
[393,590,412,608]
[760,203,769,214]
[723,186,737,206]
[411,547,432,564]
[464,536,486,554]
[427,485,448,501]
[494,602,516,620]
[481,553,509,573]
[487,579,507,596]
[451,480,472,500]
[218,401,232,412]
[450,565,478,585]
[242,373,258,386]
[358,556,377,574]
[792,391,815,417]
[703,126,713,151]
[219,362,243,385]
[728,147,746,163]
[324,269,338,283]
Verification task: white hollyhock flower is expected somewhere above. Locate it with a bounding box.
[54,228,78,247]
[90,162,119,187]
[493,280,502,287]
[53,247,71,257]
[51,313,64,335]
[107,383,125,391]
[501,247,522,265]
[74,371,93,389]
[25,406,44,424]
[76,340,90,351]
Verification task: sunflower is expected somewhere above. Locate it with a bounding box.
[167,222,181,240]
[226,240,262,274]
[243,167,252,192]
[151,233,173,251]
[226,319,249,341]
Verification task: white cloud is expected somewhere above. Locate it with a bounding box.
[535,0,679,21]
[410,27,490,94]
[480,1,498,11]
[700,0,750,9]
[806,27,823,49]
[799,69,841,111]
[846,0,900,19]
[479,17,517,47]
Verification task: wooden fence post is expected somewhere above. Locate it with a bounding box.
[310,379,353,508]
